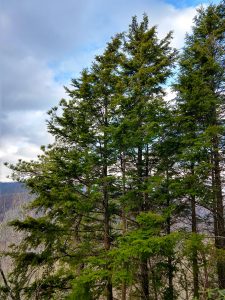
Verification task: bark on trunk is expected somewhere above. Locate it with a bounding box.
[103,101,113,300]
[121,152,127,300]
[140,258,150,300]
[137,146,150,300]
[165,168,174,300]
[212,136,225,289]
[191,194,199,299]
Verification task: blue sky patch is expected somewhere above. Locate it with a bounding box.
[165,0,220,8]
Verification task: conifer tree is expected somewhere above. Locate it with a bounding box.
[113,15,177,299]
[4,35,123,300]
[175,1,225,291]
[0,15,183,300]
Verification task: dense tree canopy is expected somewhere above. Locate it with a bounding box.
[0,3,225,300]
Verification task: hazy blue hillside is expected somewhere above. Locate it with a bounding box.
[0,182,29,221]
[0,182,26,195]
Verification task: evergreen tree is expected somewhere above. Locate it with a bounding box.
[2,15,177,300]
[1,5,224,299]
[175,1,225,291]
[113,15,177,299]
[4,35,123,299]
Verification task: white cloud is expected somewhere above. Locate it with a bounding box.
[0,0,215,181]
[165,87,177,102]
[0,110,54,181]
[153,5,197,49]
[1,55,65,112]
[0,140,43,182]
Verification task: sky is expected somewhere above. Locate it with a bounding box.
[0,0,221,181]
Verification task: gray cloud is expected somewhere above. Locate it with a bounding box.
[1,0,196,62]
[1,54,64,112]
[0,110,51,144]
[1,0,87,59]
[1,0,210,180]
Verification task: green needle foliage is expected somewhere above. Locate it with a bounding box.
[1,3,225,299]
[175,1,225,292]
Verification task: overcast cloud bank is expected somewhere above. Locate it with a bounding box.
[0,0,217,180]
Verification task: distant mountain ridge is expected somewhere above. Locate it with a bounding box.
[0,182,31,255]
[0,182,26,195]
[0,182,29,221]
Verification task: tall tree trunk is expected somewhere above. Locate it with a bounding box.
[166,218,174,300]
[212,136,225,289]
[144,144,149,210]
[190,165,199,299]
[191,194,199,299]
[140,258,150,300]
[137,146,143,210]
[103,171,113,300]
[121,152,127,300]
[103,101,113,300]
[166,168,174,300]
[137,146,149,300]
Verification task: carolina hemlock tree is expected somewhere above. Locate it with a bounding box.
[175,2,225,291]
[0,3,225,300]
[111,15,177,300]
